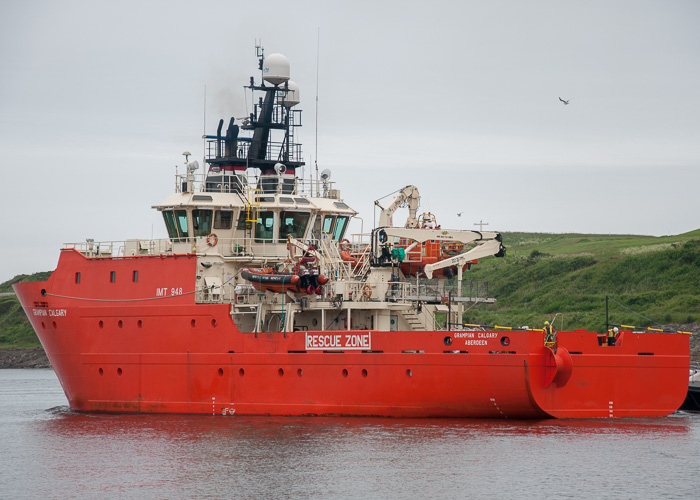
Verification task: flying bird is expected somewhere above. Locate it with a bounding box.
[559,97,572,105]
[457,212,463,217]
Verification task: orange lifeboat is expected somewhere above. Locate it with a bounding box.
[398,213,476,278]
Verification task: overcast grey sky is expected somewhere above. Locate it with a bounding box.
[1,0,699,282]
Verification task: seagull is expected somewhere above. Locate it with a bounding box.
[457,212,463,217]
[559,97,572,105]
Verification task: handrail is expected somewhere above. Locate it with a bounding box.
[174,170,340,199]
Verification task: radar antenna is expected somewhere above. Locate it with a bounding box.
[321,168,331,196]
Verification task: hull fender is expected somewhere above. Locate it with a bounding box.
[544,346,573,388]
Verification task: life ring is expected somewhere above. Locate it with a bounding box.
[362,284,372,299]
[339,239,351,252]
[206,233,218,246]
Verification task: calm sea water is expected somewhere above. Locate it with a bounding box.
[1,369,698,499]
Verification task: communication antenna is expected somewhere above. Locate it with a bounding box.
[256,40,264,83]
[315,28,320,198]
[309,157,314,197]
[203,84,207,168]
[474,219,489,232]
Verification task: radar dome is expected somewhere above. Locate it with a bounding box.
[263,53,290,85]
[277,80,300,107]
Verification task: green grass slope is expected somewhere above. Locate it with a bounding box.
[463,232,700,332]
[0,272,52,349]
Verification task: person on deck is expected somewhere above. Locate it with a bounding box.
[607,326,619,346]
[543,320,556,346]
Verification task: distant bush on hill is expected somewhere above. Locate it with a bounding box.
[0,272,52,293]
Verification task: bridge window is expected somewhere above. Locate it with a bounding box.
[333,216,349,241]
[192,209,213,237]
[214,210,233,230]
[175,210,188,237]
[279,211,310,242]
[163,209,190,241]
[322,216,335,235]
[255,211,275,242]
[163,211,179,241]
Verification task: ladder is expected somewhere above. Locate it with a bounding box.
[244,172,261,242]
[403,310,426,331]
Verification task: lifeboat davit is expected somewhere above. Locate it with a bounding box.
[398,214,475,278]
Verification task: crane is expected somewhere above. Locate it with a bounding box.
[374,185,420,228]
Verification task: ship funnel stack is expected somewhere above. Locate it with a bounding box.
[216,119,223,158]
[224,118,239,158]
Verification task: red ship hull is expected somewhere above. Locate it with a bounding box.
[13,250,690,418]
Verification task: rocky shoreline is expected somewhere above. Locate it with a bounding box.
[0,347,51,369]
[1,324,697,369]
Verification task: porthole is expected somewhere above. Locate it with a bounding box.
[218,368,224,377]
[211,319,217,328]
[362,369,368,377]
[191,319,197,327]
[239,368,245,376]
[342,368,348,377]
[297,368,303,377]
[278,368,284,376]
[118,320,123,328]
[117,368,122,376]
[444,336,453,346]
[500,336,511,347]
[52,321,57,329]
[99,320,104,329]
[99,368,104,376]
[137,320,143,328]
[406,369,413,377]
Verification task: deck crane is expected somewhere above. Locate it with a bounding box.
[374,185,421,228]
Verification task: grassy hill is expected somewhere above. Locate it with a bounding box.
[0,272,52,348]
[461,230,700,332]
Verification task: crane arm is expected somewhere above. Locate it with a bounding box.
[375,185,420,228]
[423,239,506,279]
[287,236,321,261]
[375,227,501,246]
